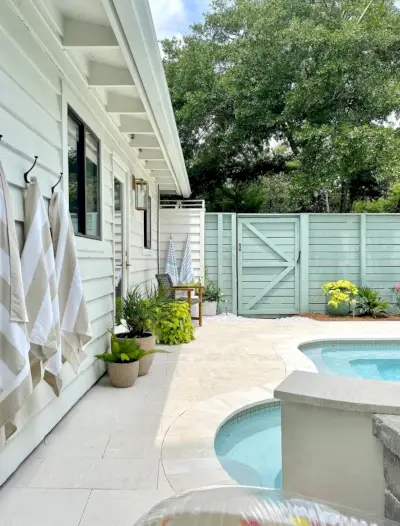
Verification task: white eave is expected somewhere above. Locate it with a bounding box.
[19,0,191,197]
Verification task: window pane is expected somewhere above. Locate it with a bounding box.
[144,196,151,249]
[68,115,79,234]
[85,130,100,237]
[147,196,151,249]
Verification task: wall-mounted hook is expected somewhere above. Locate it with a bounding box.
[24,156,38,184]
[52,172,63,193]
[0,135,3,141]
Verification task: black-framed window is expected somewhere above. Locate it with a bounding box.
[68,108,101,238]
[144,196,151,249]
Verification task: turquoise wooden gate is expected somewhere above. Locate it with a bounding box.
[238,216,300,315]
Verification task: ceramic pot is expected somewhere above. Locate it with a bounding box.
[138,354,155,376]
[326,301,350,317]
[108,361,139,388]
[202,301,218,316]
[136,333,156,376]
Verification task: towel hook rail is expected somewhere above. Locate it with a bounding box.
[52,172,63,193]
[24,156,38,183]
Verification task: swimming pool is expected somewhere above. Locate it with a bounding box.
[215,339,400,490]
[300,339,400,381]
[215,403,282,489]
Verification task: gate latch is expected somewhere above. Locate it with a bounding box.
[297,250,301,263]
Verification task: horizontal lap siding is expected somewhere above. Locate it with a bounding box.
[0,10,113,443]
[159,208,205,284]
[308,215,360,312]
[129,177,158,291]
[205,214,236,314]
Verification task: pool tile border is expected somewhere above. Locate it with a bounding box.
[300,338,400,353]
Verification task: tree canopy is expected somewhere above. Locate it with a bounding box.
[162,0,400,212]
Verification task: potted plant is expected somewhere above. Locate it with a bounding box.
[120,286,169,376]
[202,279,224,316]
[322,280,358,316]
[96,333,162,387]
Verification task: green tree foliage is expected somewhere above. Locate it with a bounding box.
[354,183,400,211]
[163,0,400,212]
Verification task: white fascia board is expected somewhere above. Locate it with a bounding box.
[102,0,191,197]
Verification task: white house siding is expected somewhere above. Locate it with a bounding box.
[0,2,160,484]
[129,179,159,291]
[159,208,205,281]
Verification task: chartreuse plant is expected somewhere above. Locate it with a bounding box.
[322,280,358,308]
[96,332,168,363]
[152,301,195,345]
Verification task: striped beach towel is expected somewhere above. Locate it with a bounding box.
[0,163,32,445]
[21,178,62,396]
[49,191,92,372]
[179,235,195,284]
[165,235,179,285]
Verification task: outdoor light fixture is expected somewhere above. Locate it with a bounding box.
[133,176,149,210]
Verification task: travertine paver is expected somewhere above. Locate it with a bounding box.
[1,317,399,525]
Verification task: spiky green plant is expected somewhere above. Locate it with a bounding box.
[357,286,390,318]
[96,332,168,363]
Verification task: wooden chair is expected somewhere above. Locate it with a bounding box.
[156,274,204,327]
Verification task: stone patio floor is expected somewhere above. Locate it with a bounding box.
[1,316,399,525]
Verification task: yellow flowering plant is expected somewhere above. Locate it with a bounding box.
[322,280,358,308]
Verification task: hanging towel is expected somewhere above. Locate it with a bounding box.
[21,178,62,396]
[179,235,195,284]
[0,163,32,444]
[49,191,92,373]
[165,235,179,285]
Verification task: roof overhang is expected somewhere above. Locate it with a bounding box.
[23,0,191,196]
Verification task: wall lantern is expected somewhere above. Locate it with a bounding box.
[133,176,149,211]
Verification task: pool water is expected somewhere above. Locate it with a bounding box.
[215,406,282,489]
[215,340,400,490]
[302,341,400,381]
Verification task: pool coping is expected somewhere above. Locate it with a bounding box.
[161,332,400,493]
[160,387,275,493]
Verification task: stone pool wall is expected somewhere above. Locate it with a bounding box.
[373,415,400,522]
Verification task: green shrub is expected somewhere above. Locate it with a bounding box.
[203,279,224,303]
[115,296,122,326]
[152,301,195,345]
[322,280,358,308]
[357,287,390,318]
[96,332,167,363]
[121,285,173,337]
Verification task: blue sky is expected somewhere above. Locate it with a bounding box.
[149,0,210,40]
[149,0,400,40]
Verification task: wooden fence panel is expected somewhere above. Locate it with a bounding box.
[205,213,400,316]
[205,213,237,314]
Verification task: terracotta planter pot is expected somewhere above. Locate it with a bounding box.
[203,301,218,316]
[108,361,139,388]
[136,333,156,376]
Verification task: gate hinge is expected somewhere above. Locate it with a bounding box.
[238,243,242,252]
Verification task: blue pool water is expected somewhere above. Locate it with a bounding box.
[215,340,400,490]
[215,406,282,489]
[302,340,400,381]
